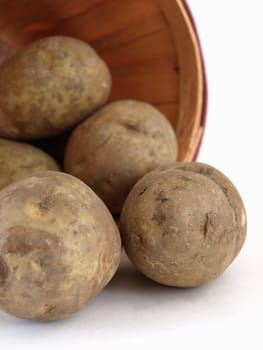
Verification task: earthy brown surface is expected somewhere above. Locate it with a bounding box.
[120,162,247,287]
[0,40,17,66]
[0,138,60,190]
[172,162,247,260]
[64,100,178,214]
[0,0,205,161]
[0,35,112,140]
[0,171,121,321]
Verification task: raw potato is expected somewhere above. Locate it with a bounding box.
[0,36,111,139]
[120,162,247,287]
[0,172,121,321]
[0,138,60,190]
[64,100,178,214]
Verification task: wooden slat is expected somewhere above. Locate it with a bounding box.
[0,0,106,30]
[0,40,17,66]
[101,29,175,68]
[160,0,204,161]
[50,0,107,19]
[156,102,179,128]
[54,0,160,43]
[109,57,179,105]
[0,0,108,44]
[91,12,166,54]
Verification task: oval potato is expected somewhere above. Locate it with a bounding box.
[0,171,121,321]
[0,36,111,139]
[120,162,247,287]
[64,100,178,214]
[0,138,60,190]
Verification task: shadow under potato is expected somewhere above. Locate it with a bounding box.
[108,253,205,296]
[107,250,235,300]
[108,254,158,293]
[30,128,73,167]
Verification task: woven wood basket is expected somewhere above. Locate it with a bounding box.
[0,0,206,161]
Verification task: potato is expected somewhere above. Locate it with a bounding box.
[0,36,111,140]
[120,162,247,287]
[64,100,178,214]
[0,138,60,190]
[0,172,121,321]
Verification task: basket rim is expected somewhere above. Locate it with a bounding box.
[182,0,208,160]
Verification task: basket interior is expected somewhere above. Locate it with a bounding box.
[0,0,204,161]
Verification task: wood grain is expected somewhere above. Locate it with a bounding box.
[0,40,17,66]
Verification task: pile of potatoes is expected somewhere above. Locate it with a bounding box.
[0,36,246,321]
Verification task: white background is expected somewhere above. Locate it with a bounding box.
[1,1,262,349]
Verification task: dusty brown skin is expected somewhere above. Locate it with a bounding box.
[0,36,112,139]
[0,172,121,321]
[120,162,247,287]
[0,138,60,190]
[64,100,178,214]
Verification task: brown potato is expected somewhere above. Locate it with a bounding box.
[0,171,121,321]
[0,138,60,190]
[64,100,178,214]
[0,36,111,139]
[120,162,247,287]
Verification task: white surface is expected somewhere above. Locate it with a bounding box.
[1,1,262,349]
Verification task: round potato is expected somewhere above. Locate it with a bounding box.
[0,172,121,321]
[0,36,111,139]
[120,162,247,287]
[0,138,60,190]
[64,100,178,214]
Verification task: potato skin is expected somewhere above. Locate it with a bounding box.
[0,172,121,321]
[0,36,111,139]
[120,162,247,287]
[64,100,178,214]
[0,138,60,190]
[172,162,247,261]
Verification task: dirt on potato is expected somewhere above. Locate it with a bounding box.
[0,171,121,321]
[120,162,247,287]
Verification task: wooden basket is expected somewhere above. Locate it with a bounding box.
[0,0,206,161]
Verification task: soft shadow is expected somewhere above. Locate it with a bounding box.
[0,252,235,333]
[107,252,209,296]
[108,254,161,293]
